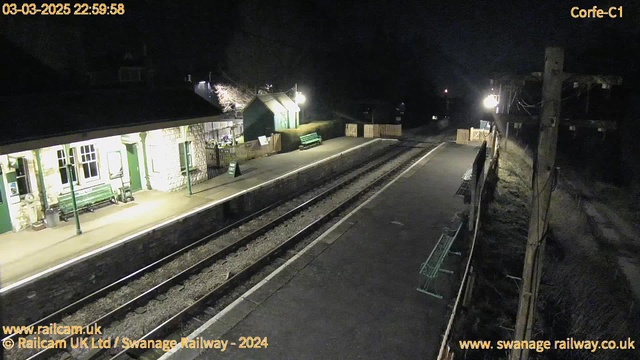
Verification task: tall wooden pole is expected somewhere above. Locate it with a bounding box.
[510,47,563,360]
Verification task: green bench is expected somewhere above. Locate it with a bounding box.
[417,222,463,299]
[299,132,322,149]
[58,183,117,221]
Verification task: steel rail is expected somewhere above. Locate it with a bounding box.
[111,146,431,360]
[23,145,410,360]
[2,143,399,346]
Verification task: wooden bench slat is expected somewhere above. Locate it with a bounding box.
[58,183,116,219]
[299,132,322,149]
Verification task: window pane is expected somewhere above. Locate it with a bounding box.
[16,158,26,176]
[179,143,185,170]
[90,162,98,177]
[17,178,29,195]
[60,168,69,185]
[83,163,91,178]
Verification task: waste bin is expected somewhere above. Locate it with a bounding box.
[45,207,60,228]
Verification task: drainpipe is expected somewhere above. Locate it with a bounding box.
[34,149,48,210]
[184,141,192,196]
[64,144,82,235]
[181,125,192,196]
[139,132,152,190]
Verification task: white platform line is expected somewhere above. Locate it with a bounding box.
[1,138,396,294]
[159,141,446,359]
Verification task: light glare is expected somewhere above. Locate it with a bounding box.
[483,95,499,109]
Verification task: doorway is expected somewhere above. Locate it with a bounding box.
[125,144,142,192]
[0,170,13,234]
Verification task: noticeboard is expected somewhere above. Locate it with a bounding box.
[228,161,241,177]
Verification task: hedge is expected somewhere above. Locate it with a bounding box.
[278,120,344,152]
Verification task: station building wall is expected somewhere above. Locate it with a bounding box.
[0,123,208,232]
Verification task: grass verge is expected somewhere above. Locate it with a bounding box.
[451,141,640,359]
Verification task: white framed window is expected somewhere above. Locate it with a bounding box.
[57,148,78,186]
[80,144,100,180]
[178,141,193,172]
[107,151,123,180]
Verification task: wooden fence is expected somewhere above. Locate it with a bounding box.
[456,129,470,145]
[345,123,358,137]
[205,134,281,178]
[379,124,402,137]
[470,127,492,143]
[364,124,381,138]
[456,128,495,145]
[363,124,402,138]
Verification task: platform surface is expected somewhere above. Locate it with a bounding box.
[169,143,478,360]
[0,137,379,288]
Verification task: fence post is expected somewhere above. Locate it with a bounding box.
[214,144,220,168]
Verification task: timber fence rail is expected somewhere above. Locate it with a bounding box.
[437,126,500,360]
[206,134,282,172]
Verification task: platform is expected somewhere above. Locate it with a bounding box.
[166,142,478,360]
[0,137,380,288]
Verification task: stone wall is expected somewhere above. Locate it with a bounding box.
[146,125,207,192]
[1,139,394,326]
[0,151,44,231]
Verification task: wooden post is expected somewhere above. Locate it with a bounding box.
[510,47,563,360]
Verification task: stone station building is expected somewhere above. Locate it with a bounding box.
[0,88,221,233]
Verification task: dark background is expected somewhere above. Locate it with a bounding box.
[2,0,639,118]
[2,0,640,187]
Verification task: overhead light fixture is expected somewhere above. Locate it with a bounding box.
[483,94,499,109]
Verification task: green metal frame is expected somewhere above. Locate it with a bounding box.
[34,149,48,210]
[0,167,13,234]
[63,144,82,234]
[299,133,322,148]
[417,222,463,299]
[58,183,115,220]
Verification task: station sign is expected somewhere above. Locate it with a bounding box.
[228,161,241,177]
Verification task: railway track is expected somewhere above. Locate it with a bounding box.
[6,141,438,360]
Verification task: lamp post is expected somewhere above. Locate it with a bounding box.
[444,89,449,115]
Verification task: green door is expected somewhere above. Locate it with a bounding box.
[0,172,13,234]
[126,144,142,192]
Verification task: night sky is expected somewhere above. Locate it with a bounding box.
[2,0,639,115]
